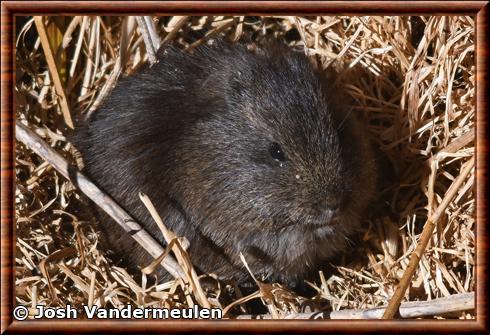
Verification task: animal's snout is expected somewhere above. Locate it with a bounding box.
[313,194,345,219]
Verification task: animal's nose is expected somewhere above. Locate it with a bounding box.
[317,192,344,212]
[324,195,341,211]
[307,193,344,224]
[314,194,343,216]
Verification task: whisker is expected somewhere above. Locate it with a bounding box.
[337,106,354,132]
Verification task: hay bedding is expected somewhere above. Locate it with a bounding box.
[14,16,475,319]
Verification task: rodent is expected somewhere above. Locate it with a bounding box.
[71,40,377,286]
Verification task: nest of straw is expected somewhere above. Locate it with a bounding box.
[15,16,475,319]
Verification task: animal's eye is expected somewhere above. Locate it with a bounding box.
[269,142,287,163]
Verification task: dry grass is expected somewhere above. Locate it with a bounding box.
[15,15,475,319]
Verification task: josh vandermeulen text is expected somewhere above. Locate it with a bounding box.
[30,304,223,319]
